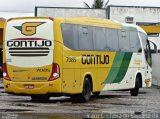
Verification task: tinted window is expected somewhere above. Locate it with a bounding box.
[118,30,130,52]
[129,31,141,52]
[140,32,152,66]
[78,26,93,50]
[149,41,157,53]
[62,23,142,53]
[61,24,79,50]
[140,32,148,50]
[106,28,119,51]
[93,27,108,51]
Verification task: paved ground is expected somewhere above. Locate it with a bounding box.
[0,85,159,119]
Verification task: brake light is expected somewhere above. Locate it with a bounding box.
[3,63,11,81]
[48,63,60,81]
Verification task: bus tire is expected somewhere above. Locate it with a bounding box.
[70,77,92,102]
[93,92,100,97]
[31,95,50,102]
[130,77,140,96]
[71,77,92,103]
[79,77,92,102]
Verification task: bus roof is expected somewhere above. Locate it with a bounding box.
[62,17,122,29]
[62,17,146,32]
[6,17,146,33]
[122,22,147,34]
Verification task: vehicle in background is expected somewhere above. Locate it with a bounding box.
[0,18,5,78]
[3,17,152,102]
[138,22,160,86]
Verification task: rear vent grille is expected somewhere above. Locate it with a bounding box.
[9,47,50,57]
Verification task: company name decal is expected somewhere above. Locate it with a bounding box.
[7,38,52,57]
[7,38,52,47]
[82,54,109,64]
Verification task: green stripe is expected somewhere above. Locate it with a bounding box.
[113,52,132,83]
[103,52,132,84]
[104,52,125,83]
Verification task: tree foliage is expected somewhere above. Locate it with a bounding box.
[84,0,109,8]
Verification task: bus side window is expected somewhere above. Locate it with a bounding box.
[61,24,74,49]
[146,40,152,66]
[106,28,119,51]
[129,31,141,53]
[118,30,130,52]
[149,41,157,53]
[78,26,93,50]
[61,24,79,50]
[93,27,107,51]
[140,32,152,66]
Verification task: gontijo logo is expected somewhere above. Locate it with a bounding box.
[6,22,52,57]
[14,22,45,36]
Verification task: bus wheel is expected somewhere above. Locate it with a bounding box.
[80,77,92,102]
[93,92,100,97]
[130,77,140,96]
[31,95,50,102]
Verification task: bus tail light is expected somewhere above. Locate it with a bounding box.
[48,63,60,81]
[3,63,11,81]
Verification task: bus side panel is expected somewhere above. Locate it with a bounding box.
[62,69,81,94]
[62,50,117,94]
[130,53,151,88]
[61,47,82,94]
[62,69,74,93]
[102,52,134,91]
[102,68,134,91]
[128,53,144,89]
[96,68,110,91]
[80,68,97,93]
[62,48,96,94]
[74,69,81,93]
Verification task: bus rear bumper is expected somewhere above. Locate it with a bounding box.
[3,80,62,95]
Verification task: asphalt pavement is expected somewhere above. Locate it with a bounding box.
[0,84,159,119]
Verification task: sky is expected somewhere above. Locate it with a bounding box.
[0,0,160,18]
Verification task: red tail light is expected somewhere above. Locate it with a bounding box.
[48,63,60,81]
[3,63,11,81]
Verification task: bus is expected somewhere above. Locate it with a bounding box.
[149,39,160,53]
[148,39,160,86]
[3,17,152,102]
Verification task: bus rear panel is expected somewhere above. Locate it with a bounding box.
[3,18,62,94]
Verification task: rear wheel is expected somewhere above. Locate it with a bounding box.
[130,77,140,96]
[31,95,50,102]
[71,77,92,102]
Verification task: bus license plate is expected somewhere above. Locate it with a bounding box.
[24,84,34,89]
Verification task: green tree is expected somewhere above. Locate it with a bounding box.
[84,0,109,8]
